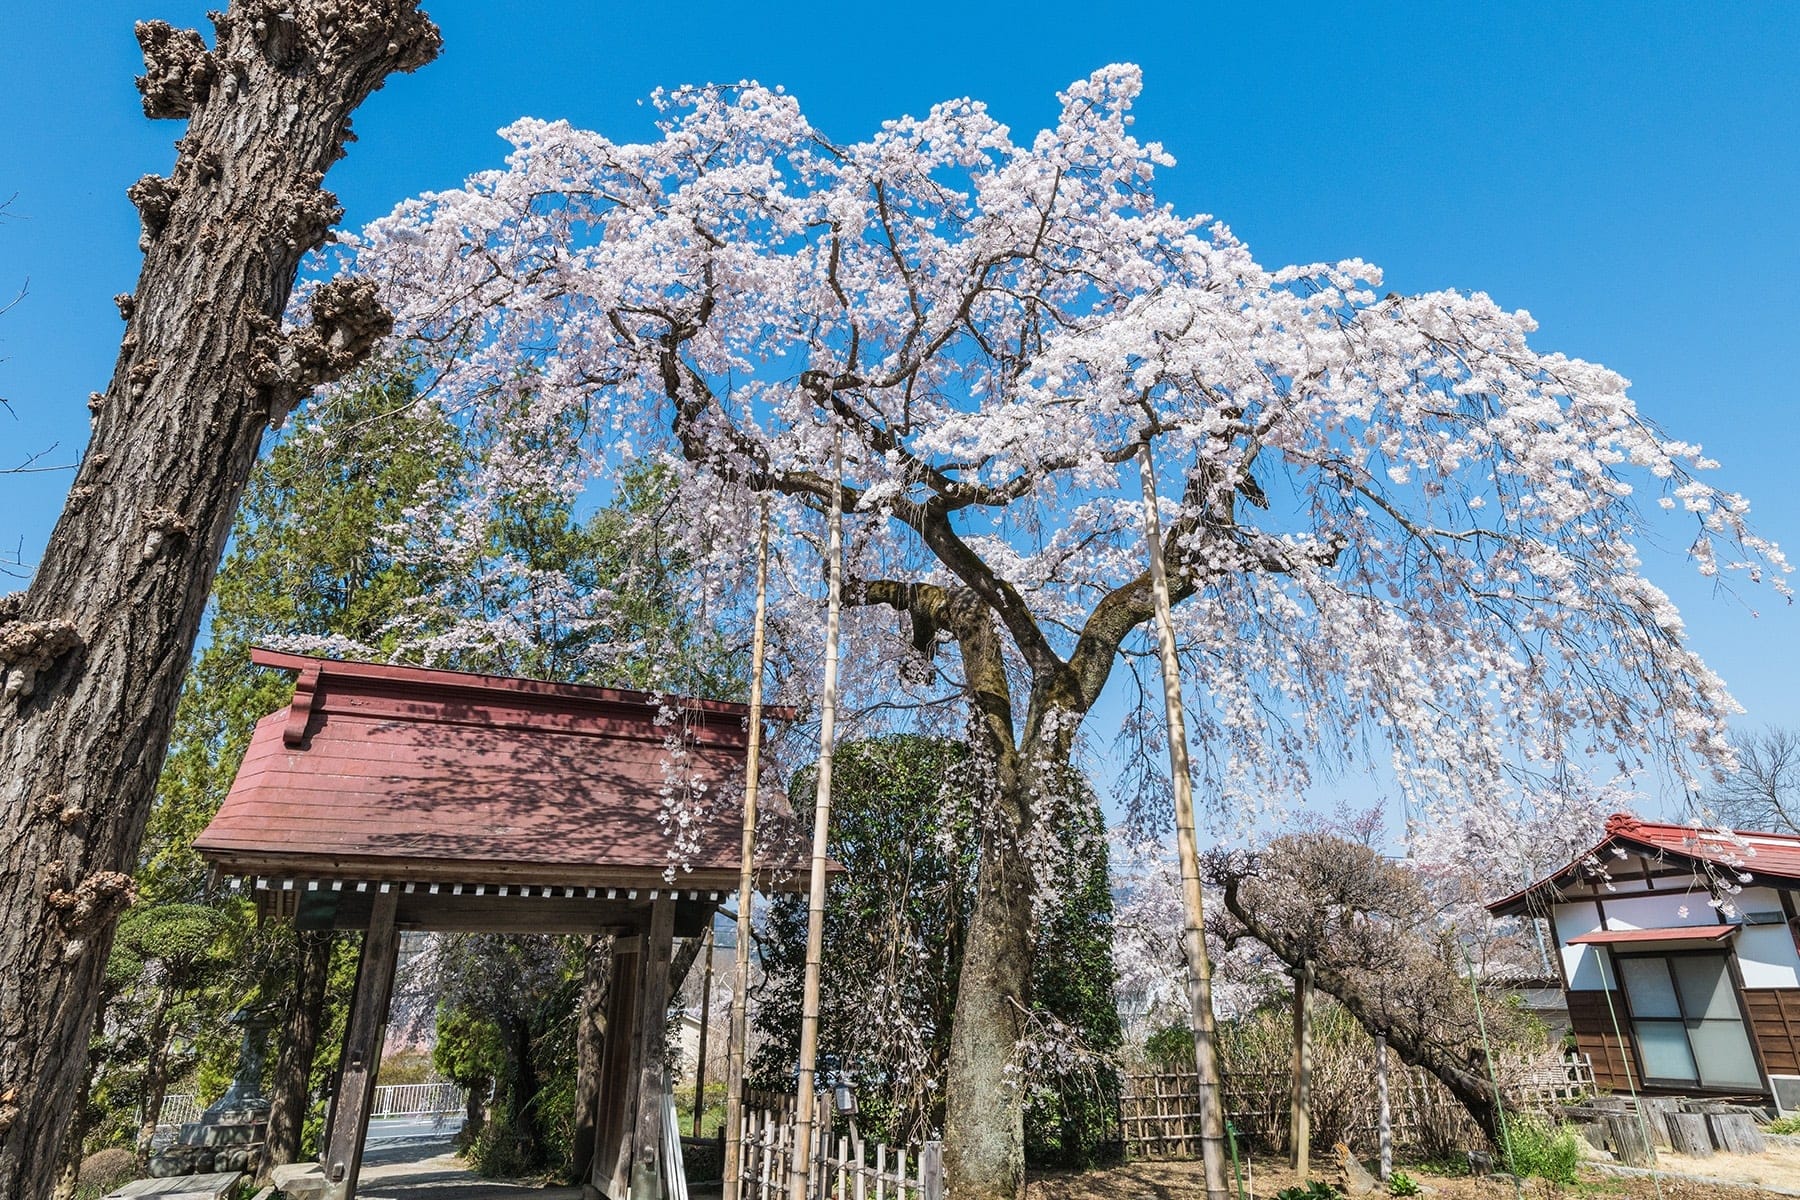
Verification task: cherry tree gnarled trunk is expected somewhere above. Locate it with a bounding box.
[1214,840,1516,1148]
[0,6,438,1194]
[851,551,1200,1198]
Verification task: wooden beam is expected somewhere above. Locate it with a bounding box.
[630,899,677,1200]
[322,888,400,1200]
[595,942,643,1199]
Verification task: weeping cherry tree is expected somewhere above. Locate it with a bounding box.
[341,66,1784,1200]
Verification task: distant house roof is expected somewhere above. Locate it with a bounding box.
[1487,812,1800,918]
[194,649,805,892]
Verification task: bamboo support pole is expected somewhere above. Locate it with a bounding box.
[1137,445,1232,1200]
[694,924,715,1136]
[791,432,845,1200]
[1376,1032,1391,1182]
[724,500,772,1200]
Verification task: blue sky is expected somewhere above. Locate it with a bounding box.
[2,2,1797,813]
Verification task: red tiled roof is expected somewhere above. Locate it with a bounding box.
[1487,812,1800,917]
[193,649,806,891]
[1566,925,1737,946]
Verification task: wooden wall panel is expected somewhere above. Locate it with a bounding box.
[1743,988,1800,1075]
[1567,990,1639,1093]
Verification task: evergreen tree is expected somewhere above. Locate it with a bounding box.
[752,736,1122,1165]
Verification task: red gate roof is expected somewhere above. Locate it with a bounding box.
[194,649,805,891]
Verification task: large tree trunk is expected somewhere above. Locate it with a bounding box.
[0,7,438,1195]
[500,1014,544,1169]
[265,929,336,1170]
[943,814,1034,1200]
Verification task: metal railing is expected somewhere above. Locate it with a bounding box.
[158,1080,467,1129]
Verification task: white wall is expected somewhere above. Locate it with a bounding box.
[1549,885,1800,991]
[1599,890,1723,930]
[1553,900,1605,990]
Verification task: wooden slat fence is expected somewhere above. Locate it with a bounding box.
[739,1091,943,1200]
[1120,1052,1594,1161]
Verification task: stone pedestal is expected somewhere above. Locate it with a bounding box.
[149,1008,275,1177]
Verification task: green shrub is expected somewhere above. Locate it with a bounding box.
[1387,1168,1422,1196]
[1501,1113,1581,1184]
[1275,1183,1341,1200]
[1144,1023,1195,1070]
[78,1147,137,1192]
[1768,1115,1800,1135]
[377,1048,436,1085]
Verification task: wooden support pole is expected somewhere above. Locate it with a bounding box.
[1136,445,1232,1200]
[724,501,771,1200]
[791,432,845,1200]
[595,939,644,1200]
[631,902,678,1200]
[574,933,614,1187]
[1290,962,1313,1175]
[693,925,715,1136]
[322,888,399,1200]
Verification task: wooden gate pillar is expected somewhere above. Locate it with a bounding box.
[629,899,677,1200]
[594,936,643,1199]
[322,888,401,1200]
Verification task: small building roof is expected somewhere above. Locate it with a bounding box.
[1487,812,1800,918]
[1565,925,1736,946]
[194,649,805,893]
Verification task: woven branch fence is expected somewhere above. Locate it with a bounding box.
[1121,1052,1595,1161]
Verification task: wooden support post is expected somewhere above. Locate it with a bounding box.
[596,939,644,1200]
[322,888,399,1200]
[574,934,615,1189]
[1375,1032,1391,1182]
[1137,445,1232,1200]
[630,900,678,1200]
[725,499,771,1200]
[921,1140,944,1200]
[792,432,844,1200]
[1290,962,1313,1175]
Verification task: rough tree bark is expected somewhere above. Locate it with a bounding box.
[264,929,336,1171]
[48,1007,107,1200]
[0,6,439,1195]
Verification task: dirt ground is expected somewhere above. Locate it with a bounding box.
[1025,1155,1800,1200]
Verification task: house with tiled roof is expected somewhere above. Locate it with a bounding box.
[1489,813,1800,1111]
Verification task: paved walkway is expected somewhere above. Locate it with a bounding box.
[352,1140,583,1200]
[344,1134,723,1200]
